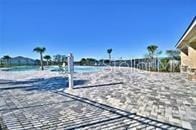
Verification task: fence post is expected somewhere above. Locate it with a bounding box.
[133,59,135,68]
[157,58,160,72]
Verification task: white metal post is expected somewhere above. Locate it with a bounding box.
[68,53,74,89]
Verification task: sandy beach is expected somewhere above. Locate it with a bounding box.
[0,68,196,129]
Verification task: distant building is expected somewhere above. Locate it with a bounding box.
[176,16,196,80]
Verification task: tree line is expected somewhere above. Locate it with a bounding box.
[0,47,68,69]
[0,45,180,72]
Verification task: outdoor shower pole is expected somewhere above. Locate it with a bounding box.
[68,53,74,89]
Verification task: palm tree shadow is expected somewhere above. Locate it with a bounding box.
[0,78,189,129]
[53,91,188,130]
[0,78,122,91]
[73,82,123,89]
[0,77,88,91]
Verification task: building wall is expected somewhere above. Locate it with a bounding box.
[188,45,196,69]
[180,44,196,73]
[181,51,190,67]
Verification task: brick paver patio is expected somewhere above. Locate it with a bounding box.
[0,84,187,130]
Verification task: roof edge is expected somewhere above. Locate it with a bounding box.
[175,16,196,48]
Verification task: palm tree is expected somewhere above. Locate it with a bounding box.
[44,55,51,66]
[2,55,11,66]
[107,48,112,64]
[146,45,162,70]
[33,47,46,70]
[80,58,87,65]
[53,54,62,65]
[147,45,158,58]
[166,50,180,60]
[166,50,180,72]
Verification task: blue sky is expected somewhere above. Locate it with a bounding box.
[0,0,196,61]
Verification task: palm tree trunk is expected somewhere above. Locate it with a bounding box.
[40,53,44,70]
[151,57,153,71]
[47,60,49,66]
[109,53,111,65]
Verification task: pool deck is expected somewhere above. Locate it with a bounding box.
[0,89,186,130]
[0,69,196,129]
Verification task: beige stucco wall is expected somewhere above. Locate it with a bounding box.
[188,45,196,69]
[181,51,190,67]
[177,19,196,76]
